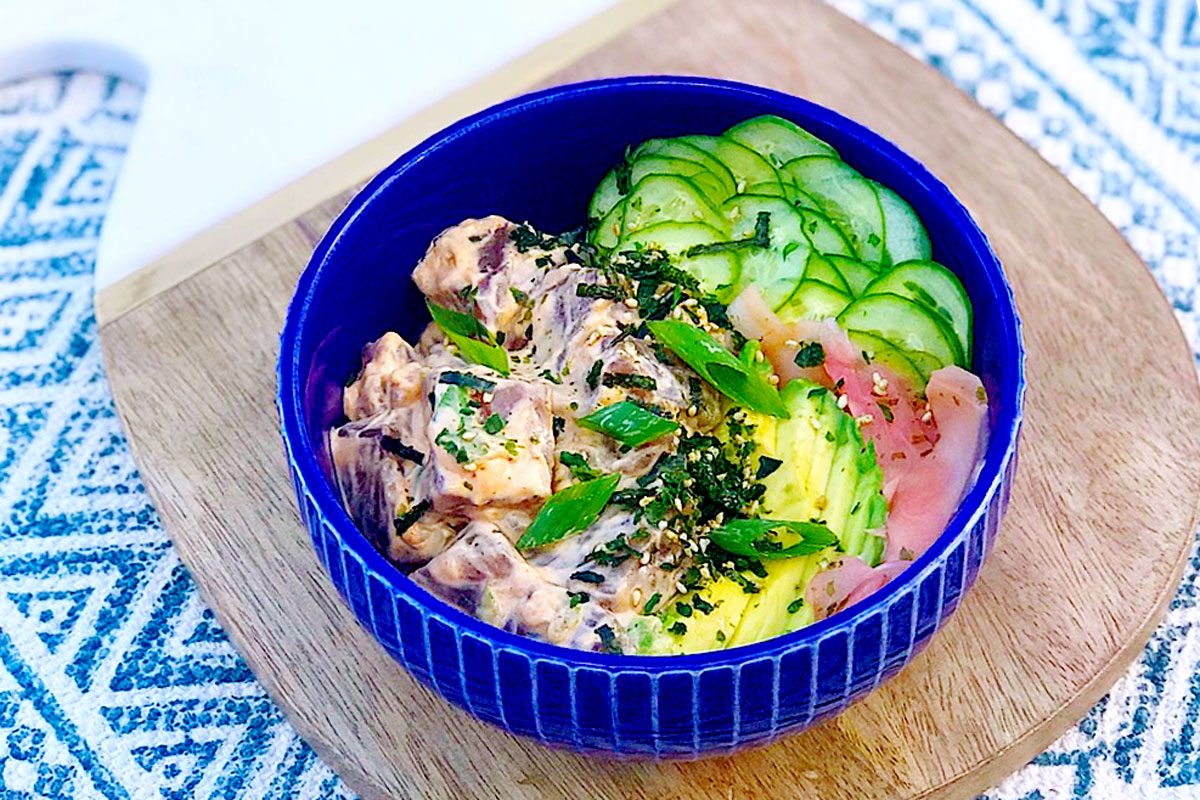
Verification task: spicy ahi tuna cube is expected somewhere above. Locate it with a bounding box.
[420,369,555,510]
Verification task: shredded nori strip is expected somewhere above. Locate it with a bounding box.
[570,570,606,584]
[596,624,622,654]
[601,372,657,391]
[755,456,782,480]
[379,436,425,464]
[438,371,496,392]
[586,360,603,390]
[793,341,826,368]
[394,500,431,536]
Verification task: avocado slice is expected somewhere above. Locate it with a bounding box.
[729,379,887,646]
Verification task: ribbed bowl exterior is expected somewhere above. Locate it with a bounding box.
[282,445,1016,754]
[277,77,1026,756]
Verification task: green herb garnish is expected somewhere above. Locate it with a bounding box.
[434,429,470,464]
[483,413,505,434]
[569,591,590,608]
[517,473,620,549]
[675,601,693,617]
[601,372,657,391]
[684,211,771,256]
[586,360,603,390]
[692,595,714,615]
[576,283,625,300]
[578,401,680,447]
[560,451,601,481]
[793,341,825,368]
[426,301,509,375]
[646,319,788,418]
[708,518,839,559]
[668,621,688,636]
[643,592,662,614]
[787,597,805,614]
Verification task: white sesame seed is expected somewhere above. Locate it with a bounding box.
[676,581,689,594]
[658,520,669,530]
[641,550,651,565]
[687,405,698,416]
[461,431,477,441]
[754,350,765,363]
[674,497,684,512]
[922,411,933,424]
[624,297,639,308]
[768,374,780,385]
[632,587,643,606]
[736,180,746,193]
[482,392,494,403]
[639,495,654,507]
[855,414,874,426]
[837,394,849,410]
[808,417,821,431]
[784,339,799,348]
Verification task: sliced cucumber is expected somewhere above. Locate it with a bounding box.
[795,207,855,257]
[826,255,878,296]
[593,198,625,249]
[622,174,726,237]
[777,280,852,322]
[680,135,782,194]
[875,183,933,266]
[846,330,928,391]
[722,195,811,310]
[837,294,964,368]
[632,137,738,196]
[617,222,740,299]
[743,180,789,199]
[782,156,886,265]
[724,114,838,167]
[630,155,731,207]
[802,252,851,294]
[864,260,973,361]
[589,167,623,224]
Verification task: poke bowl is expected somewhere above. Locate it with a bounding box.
[277,75,1025,756]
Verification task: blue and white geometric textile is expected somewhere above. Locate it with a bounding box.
[0,0,1196,796]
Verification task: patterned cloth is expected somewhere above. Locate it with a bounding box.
[0,1,1194,797]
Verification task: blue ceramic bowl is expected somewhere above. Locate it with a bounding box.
[278,76,1025,756]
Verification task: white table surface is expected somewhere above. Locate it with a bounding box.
[0,0,618,291]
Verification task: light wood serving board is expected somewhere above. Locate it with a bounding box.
[97,0,1200,798]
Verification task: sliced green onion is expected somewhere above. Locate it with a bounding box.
[517,473,620,549]
[578,401,679,447]
[707,518,839,559]
[426,300,509,375]
[646,320,789,418]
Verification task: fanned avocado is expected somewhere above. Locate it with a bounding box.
[730,380,887,646]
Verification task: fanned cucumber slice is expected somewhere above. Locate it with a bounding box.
[826,254,878,296]
[632,137,738,196]
[802,252,851,294]
[875,182,933,265]
[795,208,855,257]
[846,330,928,391]
[782,156,886,265]
[863,260,973,361]
[722,195,812,310]
[777,280,852,322]
[681,135,783,194]
[622,174,726,237]
[724,115,838,166]
[617,222,740,299]
[630,155,731,207]
[589,167,623,224]
[743,180,789,199]
[593,199,625,249]
[837,294,963,368]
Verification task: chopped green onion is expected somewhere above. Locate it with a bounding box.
[646,320,789,418]
[560,451,601,481]
[707,518,839,559]
[578,401,679,447]
[426,300,509,375]
[483,413,505,434]
[517,473,620,549]
[642,592,662,614]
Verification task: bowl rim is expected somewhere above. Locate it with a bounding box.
[278,74,1026,671]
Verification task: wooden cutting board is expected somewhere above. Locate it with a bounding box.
[96,0,1200,798]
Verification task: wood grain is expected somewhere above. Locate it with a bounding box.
[98,0,1200,798]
